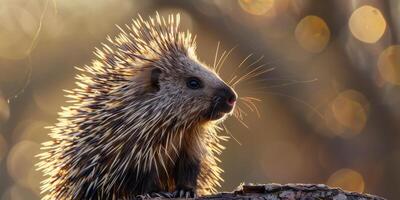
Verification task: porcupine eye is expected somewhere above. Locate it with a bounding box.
[186,77,203,90]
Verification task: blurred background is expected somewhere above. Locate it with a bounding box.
[0,0,400,199]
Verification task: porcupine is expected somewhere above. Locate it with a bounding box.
[37,13,239,200]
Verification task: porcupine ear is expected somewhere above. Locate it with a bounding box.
[150,68,162,91]
[133,66,162,93]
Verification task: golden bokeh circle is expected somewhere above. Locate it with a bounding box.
[238,0,274,15]
[295,15,330,53]
[327,168,365,193]
[349,5,386,43]
[12,119,51,143]
[1,184,38,200]
[6,140,41,194]
[378,45,400,85]
[330,90,369,136]
[0,5,37,59]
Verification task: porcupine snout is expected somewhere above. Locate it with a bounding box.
[213,86,237,114]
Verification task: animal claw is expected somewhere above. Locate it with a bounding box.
[135,193,152,199]
[172,189,196,198]
[135,192,173,199]
[136,189,196,199]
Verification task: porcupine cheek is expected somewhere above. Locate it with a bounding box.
[205,86,237,120]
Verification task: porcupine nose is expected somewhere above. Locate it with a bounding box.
[226,90,236,106]
[215,86,237,112]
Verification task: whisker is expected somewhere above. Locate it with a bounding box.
[233,105,242,120]
[232,64,274,88]
[257,78,318,89]
[230,57,264,86]
[216,46,237,74]
[238,68,275,87]
[240,97,261,118]
[215,50,226,72]
[237,64,269,81]
[246,67,274,81]
[238,54,253,69]
[213,41,220,70]
[232,105,245,121]
[255,91,326,121]
[244,77,313,85]
[232,104,249,129]
[235,115,249,129]
[229,54,253,85]
[239,98,255,113]
[244,55,264,70]
[228,75,238,86]
[222,123,242,146]
[241,96,261,102]
[209,97,219,120]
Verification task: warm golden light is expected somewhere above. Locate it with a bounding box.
[12,120,51,143]
[261,141,305,182]
[327,168,365,193]
[295,15,330,53]
[0,5,37,59]
[378,45,400,85]
[238,0,274,15]
[2,184,38,200]
[33,85,65,115]
[6,140,41,194]
[330,90,369,136]
[158,8,194,31]
[0,1,396,198]
[349,5,386,43]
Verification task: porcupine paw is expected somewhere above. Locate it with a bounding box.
[135,193,152,200]
[135,192,174,199]
[172,188,197,198]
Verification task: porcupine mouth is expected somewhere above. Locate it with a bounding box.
[209,111,226,120]
[205,102,235,121]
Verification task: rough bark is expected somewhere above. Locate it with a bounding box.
[151,184,386,200]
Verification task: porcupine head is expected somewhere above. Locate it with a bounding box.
[37,13,238,200]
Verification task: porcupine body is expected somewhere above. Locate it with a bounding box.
[37,13,238,200]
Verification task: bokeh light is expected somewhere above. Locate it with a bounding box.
[238,0,274,16]
[6,140,41,195]
[1,184,38,200]
[12,120,50,143]
[329,90,369,136]
[349,5,386,43]
[0,4,37,59]
[377,45,400,85]
[0,0,398,199]
[327,168,365,193]
[295,15,330,53]
[56,0,136,38]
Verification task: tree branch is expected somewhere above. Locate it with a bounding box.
[151,184,386,200]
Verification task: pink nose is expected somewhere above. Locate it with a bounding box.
[214,86,237,108]
[227,95,236,106]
